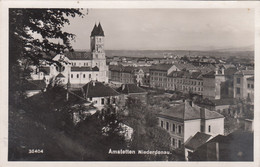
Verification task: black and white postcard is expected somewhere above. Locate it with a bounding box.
[0,1,259,167]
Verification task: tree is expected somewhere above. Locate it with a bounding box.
[9,9,85,106]
[122,97,171,161]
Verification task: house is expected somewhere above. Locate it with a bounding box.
[116,84,148,104]
[157,101,224,153]
[82,81,120,110]
[23,79,47,97]
[184,132,212,160]
[188,130,253,161]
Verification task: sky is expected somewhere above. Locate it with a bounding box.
[62,9,254,51]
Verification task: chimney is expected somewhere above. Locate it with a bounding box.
[200,108,206,119]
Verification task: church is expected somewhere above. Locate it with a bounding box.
[31,23,109,88]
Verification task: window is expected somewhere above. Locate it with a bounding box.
[161,121,164,128]
[172,124,175,133]
[83,74,85,78]
[172,138,175,146]
[166,122,169,131]
[208,125,211,132]
[89,97,92,101]
[237,78,241,84]
[71,74,73,78]
[77,74,79,78]
[178,140,181,148]
[113,97,116,104]
[236,87,240,94]
[178,125,181,134]
[101,98,104,105]
[251,84,254,89]
[248,84,250,88]
[89,74,91,79]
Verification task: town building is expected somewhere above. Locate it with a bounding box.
[82,80,120,110]
[184,132,212,161]
[109,65,136,84]
[188,130,253,161]
[157,101,224,155]
[23,79,47,97]
[30,23,109,88]
[116,83,148,104]
[233,70,254,101]
[149,63,204,95]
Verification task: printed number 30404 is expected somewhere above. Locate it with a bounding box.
[28,149,43,154]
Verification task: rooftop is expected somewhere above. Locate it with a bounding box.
[235,70,254,75]
[91,23,105,37]
[117,84,147,94]
[64,51,92,60]
[158,101,224,122]
[185,132,212,150]
[149,64,173,71]
[71,66,92,72]
[23,79,46,91]
[82,81,120,98]
[39,67,50,75]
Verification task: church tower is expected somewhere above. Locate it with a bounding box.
[90,23,108,83]
[90,23,105,58]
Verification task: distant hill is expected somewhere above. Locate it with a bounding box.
[105,49,254,59]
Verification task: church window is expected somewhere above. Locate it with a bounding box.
[83,74,85,78]
[89,74,91,78]
[77,74,79,78]
[101,98,104,105]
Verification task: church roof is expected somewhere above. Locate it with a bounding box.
[82,81,120,98]
[91,23,104,37]
[64,51,92,60]
[71,67,92,71]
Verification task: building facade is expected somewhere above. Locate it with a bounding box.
[31,23,109,87]
[157,101,224,151]
[233,70,254,101]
